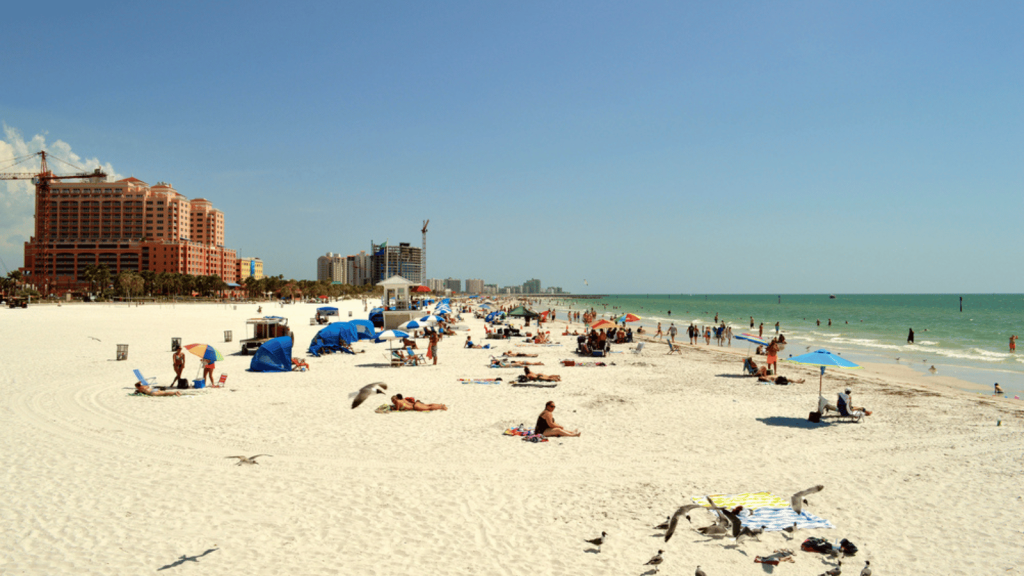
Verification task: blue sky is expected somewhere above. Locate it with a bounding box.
[2,1,1021,293]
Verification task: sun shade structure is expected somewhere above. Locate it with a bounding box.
[184,343,223,363]
[250,336,293,372]
[786,348,862,396]
[308,322,358,356]
[615,313,641,323]
[589,319,616,330]
[507,306,539,319]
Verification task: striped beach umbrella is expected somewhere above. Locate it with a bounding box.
[399,319,429,330]
[183,343,224,363]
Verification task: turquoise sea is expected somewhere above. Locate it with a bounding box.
[551,294,1024,396]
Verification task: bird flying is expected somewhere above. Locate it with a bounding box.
[664,504,703,542]
[226,454,271,465]
[350,382,388,409]
[791,485,824,515]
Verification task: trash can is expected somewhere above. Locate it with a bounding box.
[224,330,233,342]
[116,344,129,361]
[172,337,181,351]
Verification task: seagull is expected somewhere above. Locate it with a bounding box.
[350,382,388,409]
[783,522,799,534]
[644,550,664,573]
[894,357,900,362]
[860,560,871,576]
[226,454,270,466]
[737,525,764,542]
[88,336,101,342]
[792,485,824,515]
[664,504,703,541]
[697,524,729,536]
[820,560,842,576]
[584,531,607,552]
[695,566,707,576]
[654,516,671,530]
[705,497,743,538]
[929,365,938,374]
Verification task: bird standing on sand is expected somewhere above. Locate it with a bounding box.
[664,504,703,541]
[783,522,799,534]
[584,531,607,552]
[820,560,842,576]
[792,485,824,515]
[860,560,871,576]
[644,550,664,573]
[695,566,707,576]
[654,516,671,530]
[350,382,388,409]
[929,365,938,374]
[226,454,270,466]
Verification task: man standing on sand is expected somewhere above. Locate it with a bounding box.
[428,331,439,365]
[668,323,678,343]
[172,346,185,384]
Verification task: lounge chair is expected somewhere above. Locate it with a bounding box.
[404,346,426,364]
[743,358,758,375]
[132,369,157,386]
[818,395,837,415]
[631,342,645,354]
[836,396,864,422]
[667,341,682,354]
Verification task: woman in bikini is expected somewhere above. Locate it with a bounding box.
[503,352,538,358]
[523,367,561,382]
[391,395,447,411]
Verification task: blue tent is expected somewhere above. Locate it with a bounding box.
[250,336,293,372]
[369,307,384,327]
[308,322,359,357]
[350,319,376,340]
[485,311,506,323]
[317,306,338,314]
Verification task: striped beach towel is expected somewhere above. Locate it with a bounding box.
[738,507,834,532]
[459,378,502,385]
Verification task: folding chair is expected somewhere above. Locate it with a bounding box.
[132,369,157,386]
[213,374,228,387]
[667,341,682,354]
[631,342,645,354]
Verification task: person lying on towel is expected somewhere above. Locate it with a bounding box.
[491,358,543,368]
[523,367,561,382]
[134,382,181,397]
[391,394,447,412]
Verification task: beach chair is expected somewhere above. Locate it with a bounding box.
[667,341,682,354]
[132,369,157,386]
[213,374,228,387]
[389,350,418,367]
[818,395,837,415]
[631,342,645,354]
[404,346,425,365]
[836,396,863,422]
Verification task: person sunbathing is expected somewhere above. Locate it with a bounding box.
[744,357,768,377]
[503,352,538,358]
[391,394,447,411]
[491,358,543,368]
[465,336,484,349]
[535,400,580,437]
[523,367,561,382]
[757,373,805,384]
[292,358,310,371]
[134,382,181,396]
[532,332,550,344]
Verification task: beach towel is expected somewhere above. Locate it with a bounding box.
[511,382,558,388]
[691,492,790,511]
[459,378,503,385]
[743,507,834,532]
[504,427,536,436]
[522,434,548,443]
[128,390,210,398]
[561,360,609,367]
[374,404,439,414]
[515,343,563,347]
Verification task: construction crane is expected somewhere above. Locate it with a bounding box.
[421,219,429,285]
[0,151,107,289]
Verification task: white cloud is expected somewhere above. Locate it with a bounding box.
[0,124,123,272]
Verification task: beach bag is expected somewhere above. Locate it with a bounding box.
[177,377,190,389]
[808,411,821,423]
[801,537,831,554]
[562,360,576,367]
[775,375,789,385]
[840,538,858,556]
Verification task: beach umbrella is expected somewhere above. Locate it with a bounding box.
[399,319,429,330]
[736,332,771,354]
[184,343,224,363]
[615,313,641,323]
[374,329,411,349]
[590,319,616,331]
[419,314,443,324]
[413,285,431,292]
[786,348,862,396]
[480,303,492,309]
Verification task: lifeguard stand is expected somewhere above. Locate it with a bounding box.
[377,275,419,329]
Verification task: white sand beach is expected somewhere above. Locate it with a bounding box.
[1,300,1022,575]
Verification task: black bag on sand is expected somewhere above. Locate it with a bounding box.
[840,538,858,556]
[177,377,190,389]
[801,537,831,553]
[808,411,821,423]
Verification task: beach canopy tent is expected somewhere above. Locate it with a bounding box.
[507,306,539,319]
[350,319,376,340]
[369,307,385,327]
[250,336,293,372]
[317,306,339,315]
[308,322,359,357]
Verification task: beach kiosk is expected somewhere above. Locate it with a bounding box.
[376,275,419,330]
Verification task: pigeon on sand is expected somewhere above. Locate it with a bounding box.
[350,382,388,409]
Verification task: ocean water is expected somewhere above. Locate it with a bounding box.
[550,294,1024,396]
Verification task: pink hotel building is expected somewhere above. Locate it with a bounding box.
[23,176,246,292]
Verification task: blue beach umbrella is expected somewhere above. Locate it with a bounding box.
[375,329,411,350]
[419,315,443,324]
[399,319,428,330]
[787,348,861,396]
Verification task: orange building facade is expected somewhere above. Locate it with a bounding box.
[23,176,239,293]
